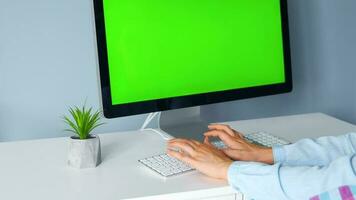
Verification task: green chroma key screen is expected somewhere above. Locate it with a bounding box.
[103,0,286,105]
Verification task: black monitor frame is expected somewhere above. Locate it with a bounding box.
[93,0,293,118]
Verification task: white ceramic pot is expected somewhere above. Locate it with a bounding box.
[67,135,101,169]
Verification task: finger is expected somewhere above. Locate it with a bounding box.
[168,138,190,143]
[205,130,247,145]
[237,132,244,139]
[204,130,232,140]
[169,139,198,149]
[168,141,196,156]
[167,149,196,166]
[234,134,250,143]
[204,130,236,146]
[168,138,195,145]
[208,124,235,136]
[230,128,245,138]
[203,136,213,146]
[191,140,201,146]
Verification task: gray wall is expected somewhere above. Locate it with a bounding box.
[0,0,148,141]
[1,0,355,141]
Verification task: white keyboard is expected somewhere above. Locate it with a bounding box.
[139,154,194,177]
[244,132,290,147]
[139,132,290,177]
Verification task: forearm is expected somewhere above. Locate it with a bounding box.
[228,162,288,200]
[273,133,356,166]
[228,154,356,200]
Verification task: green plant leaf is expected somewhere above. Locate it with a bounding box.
[63,105,104,139]
[63,116,79,135]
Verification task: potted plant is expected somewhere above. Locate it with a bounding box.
[64,105,104,169]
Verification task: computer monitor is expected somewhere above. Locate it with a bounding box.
[93,0,292,118]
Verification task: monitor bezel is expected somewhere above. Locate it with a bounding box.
[93,0,293,118]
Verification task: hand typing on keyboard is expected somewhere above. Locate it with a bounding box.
[167,124,278,180]
[204,124,275,165]
[167,139,233,180]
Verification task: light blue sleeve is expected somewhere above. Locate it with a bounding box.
[228,154,356,200]
[273,132,356,166]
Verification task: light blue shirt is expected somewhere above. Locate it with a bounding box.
[227,133,356,200]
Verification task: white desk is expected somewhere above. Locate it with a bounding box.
[0,113,355,200]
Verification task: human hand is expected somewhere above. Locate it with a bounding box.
[167,139,233,180]
[205,124,274,164]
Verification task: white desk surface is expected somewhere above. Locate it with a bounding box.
[0,113,355,200]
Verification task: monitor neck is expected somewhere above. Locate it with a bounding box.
[140,107,209,141]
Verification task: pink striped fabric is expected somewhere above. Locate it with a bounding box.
[310,185,356,200]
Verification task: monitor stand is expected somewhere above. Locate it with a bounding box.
[140,107,209,142]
